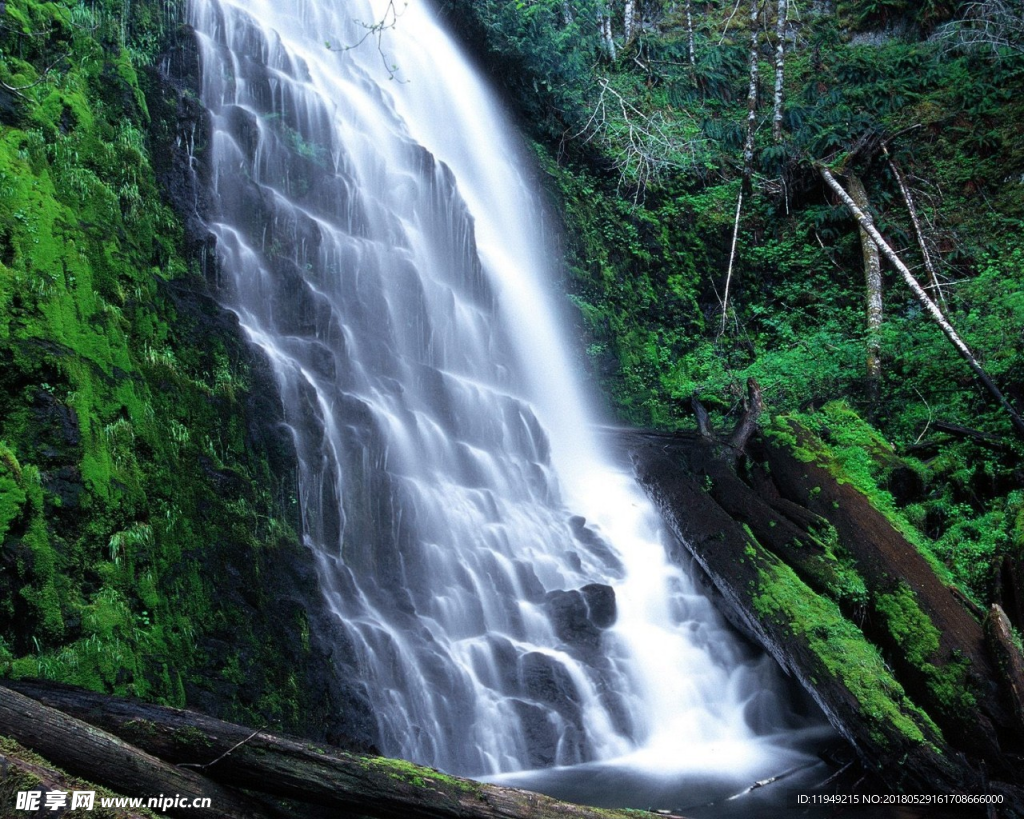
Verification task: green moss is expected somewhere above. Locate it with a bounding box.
[875,582,978,713]
[172,725,213,749]
[875,582,941,669]
[767,408,951,581]
[0,443,28,540]
[361,756,481,794]
[752,549,943,752]
[0,0,314,734]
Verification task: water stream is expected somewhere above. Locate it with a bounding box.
[190,0,830,809]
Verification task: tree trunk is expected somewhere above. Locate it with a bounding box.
[601,7,617,60]
[883,145,947,308]
[0,742,155,819]
[562,1,573,25]
[844,172,883,403]
[624,0,636,42]
[985,604,1024,736]
[742,0,761,193]
[819,164,1024,439]
[728,377,764,451]
[625,433,978,795]
[0,682,659,819]
[720,188,744,334]
[772,0,787,142]
[0,685,272,819]
[686,0,696,65]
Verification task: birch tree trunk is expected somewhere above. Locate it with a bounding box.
[686,0,696,65]
[562,1,574,25]
[624,0,636,43]
[772,0,788,142]
[819,165,1024,439]
[742,0,761,193]
[600,5,617,59]
[845,172,883,401]
[720,189,744,335]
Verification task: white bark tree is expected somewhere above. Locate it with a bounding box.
[742,0,761,193]
[772,0,788,142]
[685,0,696,66]
[820,165,1024,439]
[624,0,637,43]
[845,172,883,398]
[599,3,617,59]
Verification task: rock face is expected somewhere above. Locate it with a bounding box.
[621,426,1024,810]
[545,584,617,654]
[146,22,380,750]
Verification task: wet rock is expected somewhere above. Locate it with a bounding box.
[510,698,559,768]
[568,515,624,577]
[580,583,616,628]
[518,651,582,724]
[544,584,616,654]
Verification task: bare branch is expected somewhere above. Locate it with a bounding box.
[936,0,1024,54]
[570,76,705,198]
[326,1,407,81]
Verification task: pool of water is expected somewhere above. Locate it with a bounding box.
[485,726,984,819]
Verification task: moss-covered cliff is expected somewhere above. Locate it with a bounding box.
[0,0,374,744]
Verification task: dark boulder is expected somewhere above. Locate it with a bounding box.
[544,584,617,654]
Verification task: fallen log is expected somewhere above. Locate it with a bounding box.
[0,738,155,819]
[624,424,1024,811]
[624,432,971,795]
[0,681,655,819]
[985,605,1024,735]
[755,422,1016,768]
[0,686,274,819]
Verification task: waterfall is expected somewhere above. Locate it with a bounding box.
[189,0,823,795]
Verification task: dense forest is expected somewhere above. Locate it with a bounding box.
[2,0,1024,814]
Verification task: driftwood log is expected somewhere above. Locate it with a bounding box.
[0,681,671,819]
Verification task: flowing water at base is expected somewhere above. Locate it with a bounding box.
[190,0,841,810]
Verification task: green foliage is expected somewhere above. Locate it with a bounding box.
[438,0,604,136]
[0,0,318,735]
[837,0,958,31]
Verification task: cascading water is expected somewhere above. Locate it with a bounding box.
[190,0,830,807]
